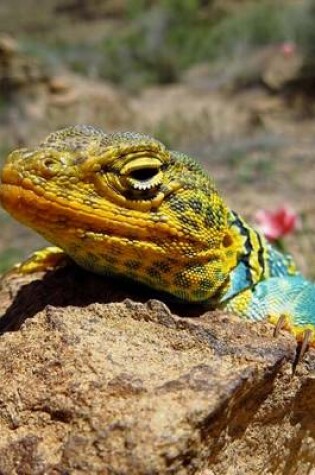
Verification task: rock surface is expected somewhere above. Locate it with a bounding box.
[0,265,314,475]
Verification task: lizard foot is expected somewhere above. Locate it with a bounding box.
[1,246,70,280]
[274,314,313,369]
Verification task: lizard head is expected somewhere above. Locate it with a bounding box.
[0,125,240,301]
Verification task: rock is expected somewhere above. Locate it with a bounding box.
[0,34,48,92]
[0,265,314,474]
[131,84,252,144]
[55,0,128,20]
[262,42,304,91]
[46,74,132,131]
[189,44,304,95]
[0,36,133,147]
[0,34,19,57]
[48,75,72,94]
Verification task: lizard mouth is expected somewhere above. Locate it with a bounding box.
[0,183,184,245]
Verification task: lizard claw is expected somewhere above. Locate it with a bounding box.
[274,314,287,337]
[294,328,313,370]
[274,316,313,370]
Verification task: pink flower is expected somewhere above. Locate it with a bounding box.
[279,41,296,57]
[255,206,300,242]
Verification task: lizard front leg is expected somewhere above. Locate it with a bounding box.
[0,247,72,334]
[1,246,70,277]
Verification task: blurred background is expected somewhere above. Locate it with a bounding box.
[0,0,314,276]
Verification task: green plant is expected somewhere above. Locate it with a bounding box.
[11,1,315,90]
[0,249,22,274]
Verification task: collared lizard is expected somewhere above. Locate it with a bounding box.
[0,125,314,352]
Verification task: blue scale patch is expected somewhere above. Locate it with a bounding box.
[266,244,297,277]
[246,275,315,325]
[219,261,252,303]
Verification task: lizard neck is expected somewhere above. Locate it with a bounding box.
[219,210,298,303]
[218,210,270,302]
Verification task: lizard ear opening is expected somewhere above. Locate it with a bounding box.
[222,233,233,247]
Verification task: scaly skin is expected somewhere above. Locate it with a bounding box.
[1,125,315,346]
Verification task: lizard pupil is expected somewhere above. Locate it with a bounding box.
[129,168,158,181]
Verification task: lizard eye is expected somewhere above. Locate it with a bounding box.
[129,167,159,182]
[121,158,164,192]
[126,166,162,191]
[95,152,168,207]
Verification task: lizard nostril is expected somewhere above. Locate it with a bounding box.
[43,158,57,168]
[40,157,61,177]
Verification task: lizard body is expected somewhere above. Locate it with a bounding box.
[1,125,314,346]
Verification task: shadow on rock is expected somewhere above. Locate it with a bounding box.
[0,264,206,333]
